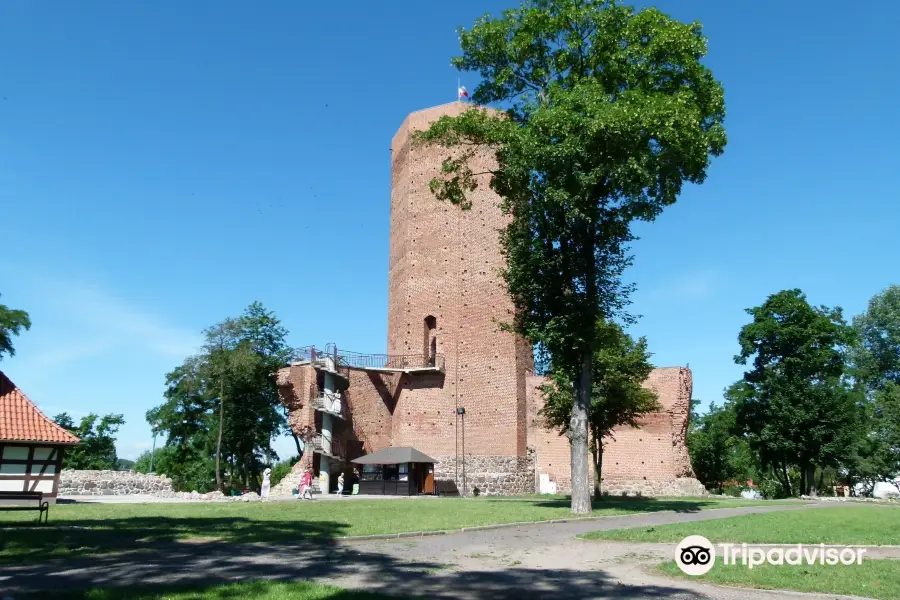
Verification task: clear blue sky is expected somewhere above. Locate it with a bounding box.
[1,1,897,460]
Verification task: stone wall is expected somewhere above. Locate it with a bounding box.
[601,477,707,497]
[433,451,535,496]
[58,470,175,496]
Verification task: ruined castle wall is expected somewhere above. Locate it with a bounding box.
[276,364,316,438]
[275,364,318,483]
[527,373,585,494]
[527,367,704,496]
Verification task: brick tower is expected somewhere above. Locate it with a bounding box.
[274,101,703,498]
[387,102,534,494]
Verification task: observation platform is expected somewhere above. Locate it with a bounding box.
[293,344,445,376]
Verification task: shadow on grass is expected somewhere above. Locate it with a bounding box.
[4,538,710,600]
[490,495,725,514]
[0,516,348,564]
[49,579,392,600]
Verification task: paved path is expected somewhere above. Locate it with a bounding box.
[0,503,885,599]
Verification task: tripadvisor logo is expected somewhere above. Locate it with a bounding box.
[675,535,715,575]
[675,536,868,575]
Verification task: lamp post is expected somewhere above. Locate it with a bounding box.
[149,424,159,474]
[456,407,466,496]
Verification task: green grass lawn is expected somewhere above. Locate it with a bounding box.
[49,580,394,600]
[579,505,900,545]
[657,558,900,600]
[0,495,774,563]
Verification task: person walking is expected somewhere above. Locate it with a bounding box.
[337,472,345,496]
[300,468,314,500]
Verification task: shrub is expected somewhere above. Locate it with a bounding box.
[270,456,300,488]
[721,484,743,497]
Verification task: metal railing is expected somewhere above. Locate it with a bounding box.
[293,344,444,373]
[337,349,445,371]
[311,433,345,459]
[310,391,347,419]
[295,345,338,366]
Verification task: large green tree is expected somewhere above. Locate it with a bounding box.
[847,285,900,488]
[0,293,31,361]
[539,320,659,498]
[730,289,858,497]
[415,0,726,512]
[54,412,125,470]
[870,384,900,477]
[838,385,899,493]
[687,400,756,494]
[148,302,294,493]
[146,355,218,491]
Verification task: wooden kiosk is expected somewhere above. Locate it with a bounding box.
[351,447,437,496]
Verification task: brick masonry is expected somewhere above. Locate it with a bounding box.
[527,367,705,496]
[278,102,703,497]
[387,102,532,467]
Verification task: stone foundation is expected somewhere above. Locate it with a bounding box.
[434,452,535,496]
[601,477,707,497]
[58,470,176,497]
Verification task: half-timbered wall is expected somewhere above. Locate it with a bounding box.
[0,442,66,499]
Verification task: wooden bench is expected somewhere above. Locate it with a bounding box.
[0,491,49,523]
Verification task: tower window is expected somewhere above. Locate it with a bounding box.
[424,316,437,366]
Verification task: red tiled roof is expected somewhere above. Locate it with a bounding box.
[0,370,80,444]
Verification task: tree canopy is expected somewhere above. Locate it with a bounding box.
[687,400,756,494]
[54,412,125,470]
[147,302,295,493]
[853,285,900,389]
[729,289,859,496]
[0,293,31,361]
[846,285,900,489]
[416,0,725,513]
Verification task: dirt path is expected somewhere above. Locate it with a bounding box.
[1,503,885,599]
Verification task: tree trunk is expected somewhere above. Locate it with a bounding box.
[291,431,303,458]
[569,353,592,514]
[781,462,793,497]
[215,381,225,492]
[592,434,604,500]
[800,466,807,496]
[806,464,818,497]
